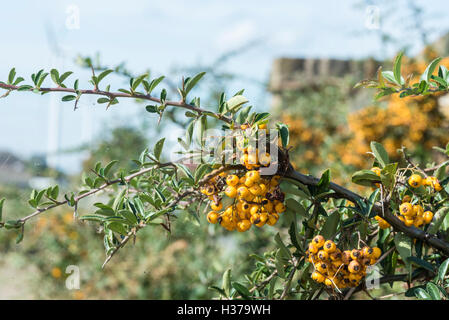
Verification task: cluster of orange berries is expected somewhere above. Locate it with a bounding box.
[306,235,381,289]
[201,170,286,232]
[375,195,434,229]
[370,168,443,193]
[237,124,272,171]
[408,173,442,192]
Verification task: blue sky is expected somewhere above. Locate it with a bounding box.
[1,0,449,173]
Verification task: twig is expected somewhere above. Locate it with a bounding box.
[0,82,232,124]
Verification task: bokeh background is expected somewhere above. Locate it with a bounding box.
[1,0,449,299]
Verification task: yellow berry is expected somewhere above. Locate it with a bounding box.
[399,202,414,216]
[350,249,361,260]
[249,205,260,216]
[323,240,336,253]
[348,260,361,273]
[361,246,374,259]
[312,235,325,248]
[226,175,239,186]
[274,202,286,213]
[225,186,237,198]
[372,247,381,259]
[312,271,325,283]
[237,220,251,232]
[413,216,424,228]
[237,186,249,198]
[317,250,329,261]
[308,243,319,254]
[402,195,412,203]
[207,211,219,224]
[423,211,434,224]
[404,218,414,227]
[210,201,223,211]
[249,184,263,196]
[408,174,423,188]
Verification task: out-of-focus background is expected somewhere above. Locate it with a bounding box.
[1,0,449,299]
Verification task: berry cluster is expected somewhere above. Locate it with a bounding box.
[306,235,381,289]
[408,173,442,192]
[202,170,286,232]
[371,169,443,193]
[375,195,434,229]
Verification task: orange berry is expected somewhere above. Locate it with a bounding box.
[399,202,414,216]
[423,211,434,224]
[408,174,423,188]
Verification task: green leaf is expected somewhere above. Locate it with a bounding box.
[407,257,435,274]
[277,123,289,148]
[97,97,110,104]
[147,76,165,94]
[175,163,194,182]
[393,51,404,85]
[0,198,5,221]
[196,115,207,147]
[288,221,302,252]
[321,211,340,239]
[106,222,128,236]
[153,138,165,161]
[285,198,307,217]
[380,162,398,188]
[394,233,412,271]
[439,65,449,80]
[438,258,449,282]
[275,250,286,278]
[8,68,16,84]
[428,207,449,234]
[62,95,76,102]
[50,69,60,85]
[222,269,232,297]
[118,210,138,225]
[421,57,442,83]
[186,120,195,145]
[226,95,248,112]
[208,286,227,297]
[194,164,211,183]
[132,73,148,91]
[231,282,251,299]
[15,228,24,244]
[370,141,389,168]
[4,220,21,229]
[351,170,380,186]
[185,72,206,95]
[382,71,399,85]
[59,71,73,84]
[317,169,330,194]
[79,214,106,222]
[415,288,431,300]
[51,185,59,199]
[145,105,159,113]
[97,69,114,84]
[112,189,126,212]
[36,72,49,88]
[274,233,292,260]
[426,282,441,300]
[103,160,119,176]
[435,162,448,181]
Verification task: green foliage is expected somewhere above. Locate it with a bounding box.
[1,54,449,301]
